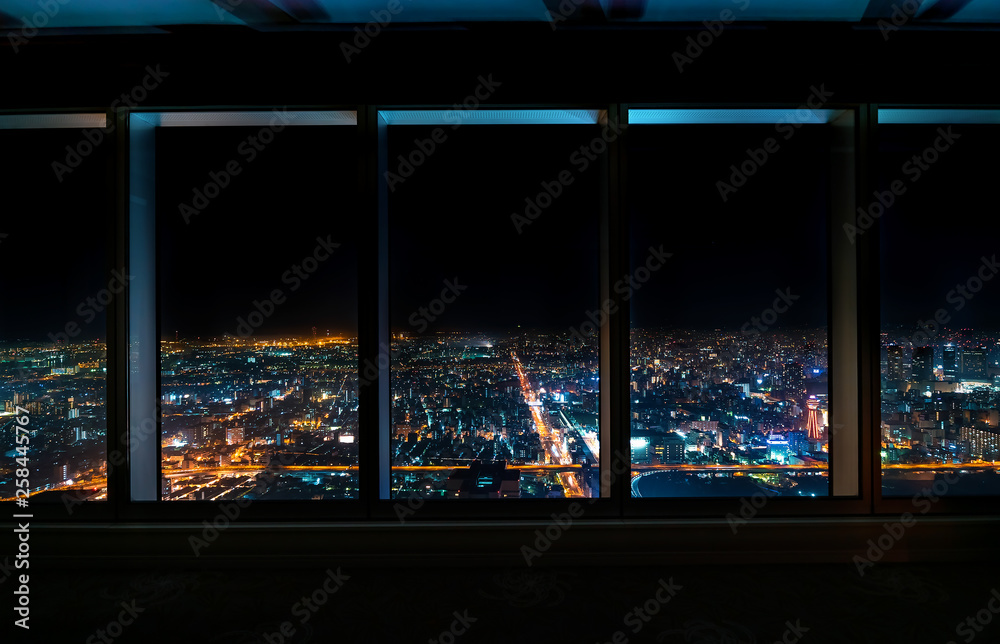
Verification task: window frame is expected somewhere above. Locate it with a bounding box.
[618,103,870,517]
[0,110,118,522]
[2,102,997,523]
[121,106,368,522]
[369,105,620,520]
[872,104,1000,516]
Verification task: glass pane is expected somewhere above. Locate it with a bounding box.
[629,122,831,497]
[879,121,1000,497]
[387,122,602,499]
[0,126,111,503]
[156,124,359,500]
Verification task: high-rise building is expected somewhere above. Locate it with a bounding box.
[802,342,817,369]
[963,347,987,380]
[631,436,651,464]
[54,463,69,482]
[911,346,934,382]
[960,426,1000,459]
[943,345,959,380]
[784,361,804,402]
[767,431,791,463]
[887,345,905,381]
[662,432,686,463]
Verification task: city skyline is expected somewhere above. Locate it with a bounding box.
[8,323,1000,502]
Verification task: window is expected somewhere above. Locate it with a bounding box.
[128,110,360,502]
[379,109,608,500]
[0,114,112,504]
[626,107,858,498]
[878,109,1000,497]
[15,101,995,517]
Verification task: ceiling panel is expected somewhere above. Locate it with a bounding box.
[2,0,999,30]
[638,0,870,22]
[1,0,245,27]
[304,0,552,23]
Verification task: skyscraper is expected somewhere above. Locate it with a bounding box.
[962,347,987,380]
[911,346,934,382]
[943,344,959,380]
[887,345,905,381]
[785,361,804,402]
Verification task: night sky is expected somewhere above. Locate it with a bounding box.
[0,128,111,343]
[388,123,601,333]
[627,123,830,331]
[879,123,999,331]
[157,125,359,339]
[3,119,996,344]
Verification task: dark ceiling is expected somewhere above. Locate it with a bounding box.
[0,0,996,34]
